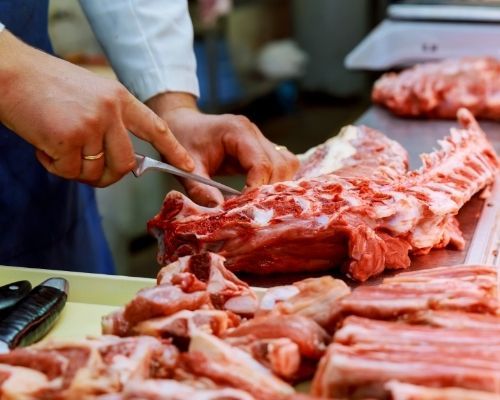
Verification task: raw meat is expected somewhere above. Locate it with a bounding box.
[372,57,500,119]
[295,124,408,180]
[102,285,211,336]
[312,316,500,398]
[182,330,295,400]
[257,276,350,332]
[340,265,500,319]
[157,253,258,315]
[0,364,50,400]
[223,314,329,382]
[149,109,498,281]
[103,379,256,400]
[403,310,500,331]
[103,253,257,337]
[0,336,179,399]
[386,380,500,400]
[224,315,329,360]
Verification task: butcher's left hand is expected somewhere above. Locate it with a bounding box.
[147,92,299,206]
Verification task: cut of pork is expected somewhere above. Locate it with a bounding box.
[340,265,499,320]
[403,310,500,331]
[131,309,238,339]
[103,379,256,400]
[149,109,498,281]
[157,253,258,315]
[224,314,329,360]
[257,276,350,332]
[372,57,500,119]
[386,381,500,400]
[223,314,329,382]
[295,124,408,180]
[0,336,179,399]
[312,316,500,398]
[102,285,211,336]
[182,330,295,400]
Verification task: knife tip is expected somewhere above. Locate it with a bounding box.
[40,278,69,294]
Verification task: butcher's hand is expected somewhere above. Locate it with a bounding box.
[0,30,194,187]
[147,92,300,206]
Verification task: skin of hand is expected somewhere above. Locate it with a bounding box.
[146,92,300,206]
[0,30,194,187]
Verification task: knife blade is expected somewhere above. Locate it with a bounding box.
[0,278,69,353]
[132,153,241,196]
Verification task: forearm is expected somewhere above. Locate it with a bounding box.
[0,30,31,126]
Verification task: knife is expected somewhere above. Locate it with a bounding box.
[0,278,69,353]
[132,153,241,196]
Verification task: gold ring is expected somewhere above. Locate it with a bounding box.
[274,145,287,152]
[82,151,104,161]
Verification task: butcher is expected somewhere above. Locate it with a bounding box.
[0,0,299,274]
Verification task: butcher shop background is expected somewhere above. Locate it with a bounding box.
[48,0,388,277]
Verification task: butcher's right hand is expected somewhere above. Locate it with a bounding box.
[0,30,194,187]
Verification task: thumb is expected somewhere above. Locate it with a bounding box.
[122,93,194,171]
[180,165,225,207]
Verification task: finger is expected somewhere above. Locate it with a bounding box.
[80,136,105,183]
[250,124,297,183]
[180,162,225,207]
[36,149,82,180]
[95,124,135,187]
[222,133,273,189]
[264,143,300,182]
[122,94,194,171]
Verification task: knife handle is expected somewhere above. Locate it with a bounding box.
[0,280,32,315]
[0,278,68,350]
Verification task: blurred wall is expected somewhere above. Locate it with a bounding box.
[293,0,372,97]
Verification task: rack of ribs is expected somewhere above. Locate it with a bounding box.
[372,57,500,119]
[149,109,499,281]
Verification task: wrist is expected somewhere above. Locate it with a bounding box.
[146,92,199,117]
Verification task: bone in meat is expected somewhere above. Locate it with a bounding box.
[372,57,500,119]
[340,264,499,319]
[312,316,500,398]
[257,276,350,332]
[0,336,179,399]
[386,380,500,400]
[182,330,295,400]
[149,109,498,281]
[131,309,238,339]
[157,253,258,315]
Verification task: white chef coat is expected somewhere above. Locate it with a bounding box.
[79,0,200,102]
[0,22,4,32]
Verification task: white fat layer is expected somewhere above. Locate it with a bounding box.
[252,207,274,225]
[259,285,300,310]
[298,125,359,177]
[315,215,329,226]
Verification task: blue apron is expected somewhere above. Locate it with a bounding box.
[0,0,115,274]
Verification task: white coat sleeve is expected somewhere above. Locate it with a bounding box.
[78,0,199,102]
[0,22,4,32]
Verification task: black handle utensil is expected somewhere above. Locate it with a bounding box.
[0,278,69,353]
[0,280,32,315]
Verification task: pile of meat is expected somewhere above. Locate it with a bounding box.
[372,57,500,119]
[148,109,499,281]
[0,254,498,399]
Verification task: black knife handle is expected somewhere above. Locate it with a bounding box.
[0,280,32,314]
[0,279,68,349]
